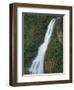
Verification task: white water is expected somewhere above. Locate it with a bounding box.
[29,18,57,74]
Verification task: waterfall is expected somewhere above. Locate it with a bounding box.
[29,18,57,74]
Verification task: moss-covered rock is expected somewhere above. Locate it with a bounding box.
[23,14,63,74]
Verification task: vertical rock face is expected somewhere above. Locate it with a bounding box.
[55,17,63,44]
[44,17,63,73]
[24,14,63,74]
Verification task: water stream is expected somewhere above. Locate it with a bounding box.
[29,18,58,74]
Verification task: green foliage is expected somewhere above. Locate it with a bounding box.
[23,14,63,74]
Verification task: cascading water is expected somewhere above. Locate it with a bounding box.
[29,18,59,74]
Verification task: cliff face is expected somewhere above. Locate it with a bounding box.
[44,17,63,73]
[23,14,63,74]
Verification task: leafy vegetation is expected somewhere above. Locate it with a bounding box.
[23,14,63,74]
